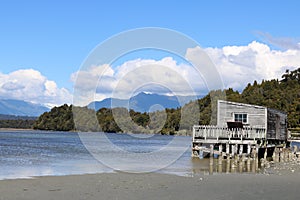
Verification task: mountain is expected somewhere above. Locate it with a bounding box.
[0,114,36,120]
[88,92,200,112]
[0,99,49,116]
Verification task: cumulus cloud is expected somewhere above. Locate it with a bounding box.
[204,41,300,90]
[72,40,300,106]
[72,58,207,106]
[0,69,72,107]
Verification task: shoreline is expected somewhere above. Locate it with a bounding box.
[0,159,299,200]
[0,128,34,131]
[0,171,299,200]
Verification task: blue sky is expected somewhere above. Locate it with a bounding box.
[0,0,300,106]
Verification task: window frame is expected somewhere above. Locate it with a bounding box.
[233,113,248,124]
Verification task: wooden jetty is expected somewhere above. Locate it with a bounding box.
[192,100,292,160]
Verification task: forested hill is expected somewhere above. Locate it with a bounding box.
[0,114,36,129]
[33,68,300,133]
[194,68,300,128]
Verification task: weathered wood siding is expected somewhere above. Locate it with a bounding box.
[267,108,287,140]
[217,100,266,128]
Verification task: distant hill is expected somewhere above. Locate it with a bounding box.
[0,114,36,120]
[0,99,49,116]
[87,92,200,112]
[34,68,300,133]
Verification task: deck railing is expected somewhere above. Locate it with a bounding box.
[192,125,266,142]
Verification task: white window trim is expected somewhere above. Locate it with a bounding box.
[233,113,248,124]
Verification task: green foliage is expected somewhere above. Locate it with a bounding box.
[34,68,300,133]
[0,119,36,129]
[0,115,36,129]
[33,104,75,131]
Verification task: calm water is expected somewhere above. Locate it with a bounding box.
[0,130,286,180]
[0,130,197,179]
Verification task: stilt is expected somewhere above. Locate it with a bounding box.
[247,143,251,155]
[231,145,235,157]
[247,158,251,172]
[273,147,279,162]
[226,157,230,173]
[239,157,243,173]
[209,157,213,175]
[210,144,214,158]
[239,144,243,156]
[219,144,222,155]
[226,143,230,156]
[218,155,223,173]
[235,144,238,155]
[231,156,237,173]
[264,147,267,160]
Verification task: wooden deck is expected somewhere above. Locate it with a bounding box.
[192,125,270,158]
[192,125,266,144]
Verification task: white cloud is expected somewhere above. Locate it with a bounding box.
[72,58,206,106]
[204,41,300,90]
[0,69,72,107]
[72,40,300,106]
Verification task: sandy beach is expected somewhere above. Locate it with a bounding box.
[0,163,299,200]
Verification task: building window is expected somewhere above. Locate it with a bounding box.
[234,113,247,123]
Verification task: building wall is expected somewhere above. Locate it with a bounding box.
[267,108,287,140]
[217,100,267,128]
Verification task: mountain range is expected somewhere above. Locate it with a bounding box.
[87,92,200,112]
[0,99,49,116]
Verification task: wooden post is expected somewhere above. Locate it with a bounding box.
[226,143,230,156]
[218,155,223,173]
[210,144,214,158]
[252,158,256,173]
[247,143,251,156]
[264,147,267,160]
[219,144,222,155]
[209,157,214,175]
[251,146,257,158]
[226,157,230,173]
[231,156,237,173]
[231,145,235,157]
[273,147,279,162]
[239,144,243,156]
[282,148,286,162]
[247,158,251,172]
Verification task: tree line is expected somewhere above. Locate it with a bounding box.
[0,114,36,129]
[26,67,300,133]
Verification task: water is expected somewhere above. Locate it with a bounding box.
[0,130,262,180]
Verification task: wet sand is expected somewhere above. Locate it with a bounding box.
[0,166,299,200]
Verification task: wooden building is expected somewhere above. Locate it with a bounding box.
[192,100,288,158]
[217,100,288,141]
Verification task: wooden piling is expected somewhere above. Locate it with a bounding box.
[239,144,243,156]
[210,144,214,158]
[247,143,251,155]
[226,157,230,173]
[219,144,222,155]
[226,143,230,156]
[231,145,235,157]
[218,156,223,173]
[247,158,251,172]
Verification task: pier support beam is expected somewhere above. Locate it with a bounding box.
[219,144,222,155]
[226,143,230,156]
[210,144,214,158]
[239,144,244,156]
[247,143,251,156]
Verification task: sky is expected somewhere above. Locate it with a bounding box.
[0,0,300,107]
